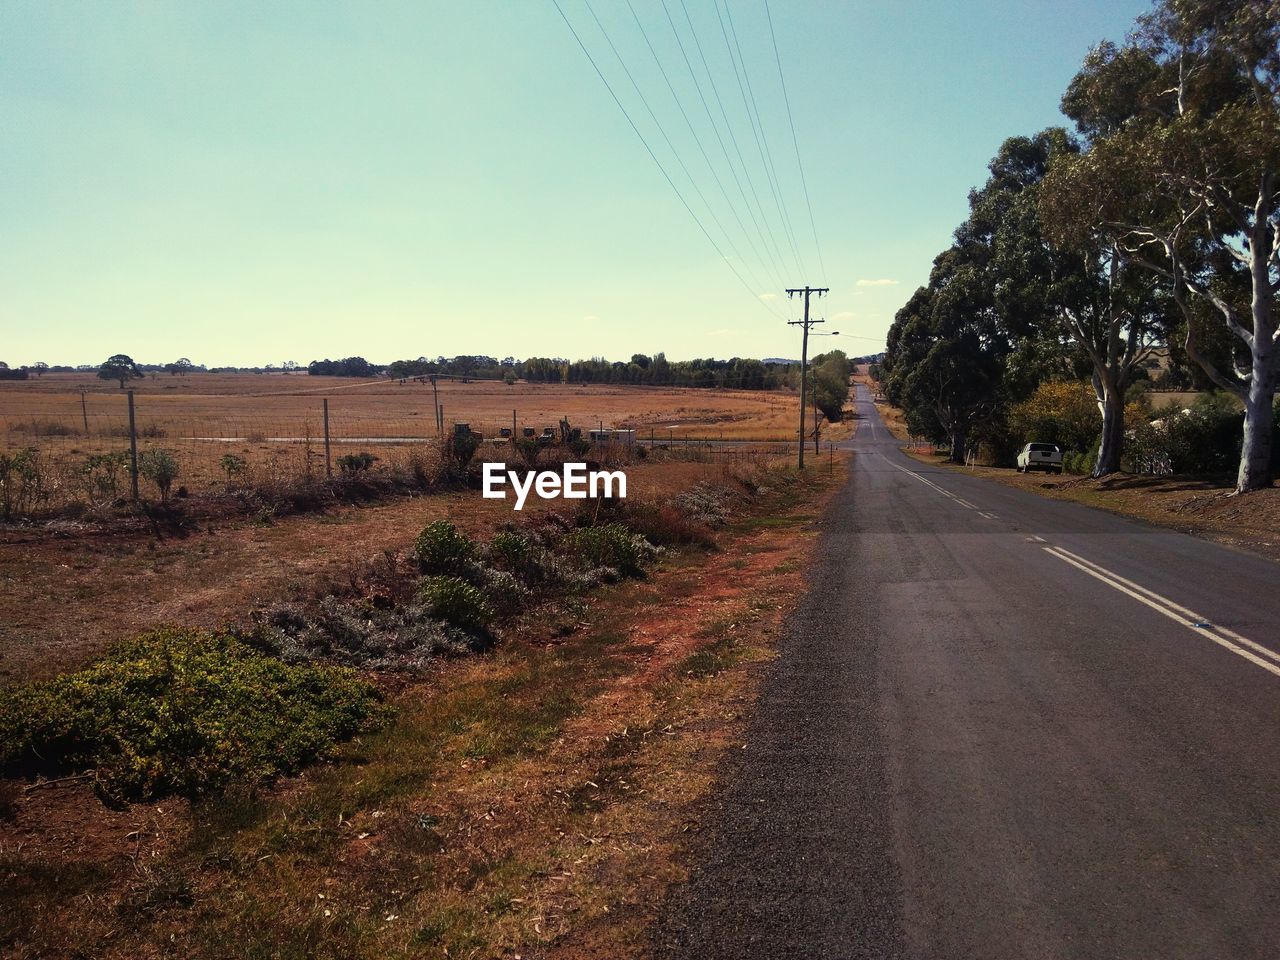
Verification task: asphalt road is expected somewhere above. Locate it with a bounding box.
[655,384,1280,960]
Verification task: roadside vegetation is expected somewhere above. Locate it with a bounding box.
[878,0,1278,494]
[0,447,842,959]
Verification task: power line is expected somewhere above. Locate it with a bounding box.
[551,0,784,319]
[624,0,782,297]
[674,0,792,286]
[718,0,807,278]
[656,0,785,291]
[581,0,778,303]
[764,0,827,285]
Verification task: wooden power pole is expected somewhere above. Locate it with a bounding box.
[787,285,828,469]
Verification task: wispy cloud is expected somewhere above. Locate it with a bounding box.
[758,292,778,301]
[855,278,899,287]
[832,311,857,322]
[583,315,599,322]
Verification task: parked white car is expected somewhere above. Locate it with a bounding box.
[1017,442,1063,474]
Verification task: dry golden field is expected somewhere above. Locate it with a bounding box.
[1,372,807,439]
[1,373,845,504]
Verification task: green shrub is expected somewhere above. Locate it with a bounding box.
[138,449,179,502]
[418,576,493,631]
[476,567,533,617]
[337,451,379,476]
[567,523,656,577]
[255,597,480,669]
[219,453,248,483]
[486,530,534,569]
[0,447,50,520]
[442,432,481,475]
[1125,392,1244,476]
[79,451,130,506]
[0,628,383,805]
[1063,448,1098,476]
[411,520,477,574]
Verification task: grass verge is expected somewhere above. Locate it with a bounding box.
[0,458,845,959]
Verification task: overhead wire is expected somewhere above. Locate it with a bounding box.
[624,0,782,298]
[717,0,807,279]
[550,0,785,319]
[763,0,827,285]
[673,0,792,286]
[655,0,785,292]
[580,0,777,304]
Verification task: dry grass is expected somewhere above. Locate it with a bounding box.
[0,459,740,686]
[2,372,817,441]
[1,373,849,507]
[0,456,846,960]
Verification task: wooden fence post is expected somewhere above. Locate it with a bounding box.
[323,398,332,478]
[127,390,139,500]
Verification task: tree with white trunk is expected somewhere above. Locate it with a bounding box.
[1041,0,1280,492]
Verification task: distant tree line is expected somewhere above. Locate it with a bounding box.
[19,350,852,415]
[347,352,846,395]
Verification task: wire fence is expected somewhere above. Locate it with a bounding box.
[0,389,802,516]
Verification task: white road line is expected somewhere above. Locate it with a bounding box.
[1043,546,1280,679]
[1050,547,1280,666]
[979,511,998,520]
[885,460,975,509]
[1027,536,1048,544]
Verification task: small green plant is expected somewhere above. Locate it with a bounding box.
[79,451,129,506]
[0,447,49,520]
[513,437,541,468]
[0,628,383,805]
[412,520,477,574]
[486,530,534,570]
[219,453,249,485]
[337,451,379,476]
[138,449,179,503]
[442,431,481,475]
[418,576,493,632]
[567,523,655,577]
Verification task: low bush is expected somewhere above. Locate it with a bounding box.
[418,576,494,631]
[619,501,716,547]
[566,523,657,577]
[254,597,481,670]
[1125,392,1246,476]
[138,449,179,503]
[411,520,477,575]
[475,567,534,617]
[0,447,51,520]
[1063,448,1098,476]
[79,451,130,507]
[670,483,730,527]
[10,420,77,437]
[337,452,379,476]
[0,628,383,805]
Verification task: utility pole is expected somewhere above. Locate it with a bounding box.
[787,285,828,469]
[429,375,441,433]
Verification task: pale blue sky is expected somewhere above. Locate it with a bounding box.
[1,0,1151,367]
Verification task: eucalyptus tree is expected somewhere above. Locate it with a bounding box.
[1042,0,1280,492]
[883,252,1007,463]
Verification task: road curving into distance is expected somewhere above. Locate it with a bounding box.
[655,383,1280,960]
